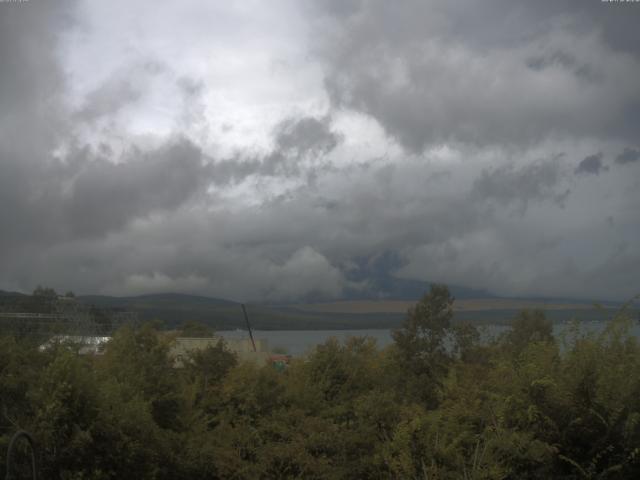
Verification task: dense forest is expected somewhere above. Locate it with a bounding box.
[1,286,639,479]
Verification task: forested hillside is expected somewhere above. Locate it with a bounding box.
[1,286,639,479]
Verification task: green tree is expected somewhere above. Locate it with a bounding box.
[184,339,237,405]
[99,324,183,431]
[179,320,213,338]
[32,285,57,298]
[503,309,554,355]
[391,284,456,407]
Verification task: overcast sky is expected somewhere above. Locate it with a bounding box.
[1,0,639,301]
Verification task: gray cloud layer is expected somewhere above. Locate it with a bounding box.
[0,0,638,302]
[311,0,640,152]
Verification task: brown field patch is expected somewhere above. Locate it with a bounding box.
[292,298,601,315]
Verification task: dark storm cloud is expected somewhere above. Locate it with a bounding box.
[0,1,71,120]
[0,0,76,252]
[309,0,640,152]
[0,0,75,160]
[64,140,209,236]
[275,116,341,156]
[615,148,640,165]
[525,50,602,83]
[430,1,640,58]
[12,163,483,300]
[210,115,341,184]
[471,159,569,214]
[0,138,210,250]
[575,153,608,175]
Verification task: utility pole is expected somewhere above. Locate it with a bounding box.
[241,304,257,352]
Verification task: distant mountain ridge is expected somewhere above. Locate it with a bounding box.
[79,292,238,308]
[0,290,26,297]
[0,288,630,331]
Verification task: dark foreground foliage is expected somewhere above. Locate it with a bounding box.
[1,286,639,479]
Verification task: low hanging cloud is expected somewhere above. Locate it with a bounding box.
[575,153,608,175]
[615,147,640,165]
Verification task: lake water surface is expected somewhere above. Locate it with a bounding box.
[218,321,640,356]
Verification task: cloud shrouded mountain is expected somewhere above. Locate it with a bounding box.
[0,0,638,302]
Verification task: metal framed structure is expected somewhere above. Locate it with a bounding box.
[0,295,137,338]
